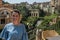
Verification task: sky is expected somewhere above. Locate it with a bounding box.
[4,0,51,4]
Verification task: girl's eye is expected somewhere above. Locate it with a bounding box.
[12,15,18,17]
[13,15,15,17]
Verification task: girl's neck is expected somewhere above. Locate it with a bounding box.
[13,21,20,25]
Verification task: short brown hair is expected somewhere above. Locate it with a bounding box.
[12,9,21,16]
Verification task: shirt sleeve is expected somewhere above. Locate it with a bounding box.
[22,25,28,40]
[0,25,8,40]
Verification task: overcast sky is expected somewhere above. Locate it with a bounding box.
[4,0,51,4]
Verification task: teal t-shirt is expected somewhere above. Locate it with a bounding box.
[0,23,28,40]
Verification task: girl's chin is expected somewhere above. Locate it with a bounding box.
[13,20,17,22]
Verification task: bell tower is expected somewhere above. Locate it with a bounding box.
[0,0,2,4]
[0,0,2,7]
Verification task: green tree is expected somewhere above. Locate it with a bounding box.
[2,1,9,4]
[15,5,30,21]
[23,17,39,26]
[37,14,58,30]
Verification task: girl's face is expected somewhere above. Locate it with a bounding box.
[12,12,20,23]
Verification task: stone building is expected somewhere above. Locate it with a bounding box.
[40,2,50,10]
[29,9,39,17]
[50,0,60,7]
[0,0,13,29]
[50,0,60,14]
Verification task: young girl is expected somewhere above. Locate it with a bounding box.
[0,10,28,40]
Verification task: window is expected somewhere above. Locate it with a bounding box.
[1,12,4,14]
[7,12,9,14]
[1,19,5,24]
[34,13,35,16]
[36,13,37,16]
[2,10,9,15]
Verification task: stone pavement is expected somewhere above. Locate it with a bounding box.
[46,36,60,40]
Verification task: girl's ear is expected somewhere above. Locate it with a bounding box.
[19,14,22,23]
[20,14,22,19]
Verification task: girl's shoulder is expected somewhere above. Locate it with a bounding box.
[5,23,13,26]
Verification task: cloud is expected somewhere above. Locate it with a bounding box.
[4,0,51,4]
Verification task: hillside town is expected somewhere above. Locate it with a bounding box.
[0,0,60,40]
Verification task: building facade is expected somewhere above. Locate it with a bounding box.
[29,9,39,17]
[50,0,60,14]
[0,0,13,29]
